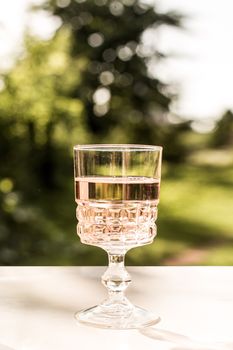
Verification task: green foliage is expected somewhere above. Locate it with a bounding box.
[211,110,233,147]
[0,29,89,188]
[42,0,188,160]
[1,28,87,142]
[0,29,90,264]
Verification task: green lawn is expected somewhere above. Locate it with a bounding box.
[127,161,233,265]
[30,158,233,266]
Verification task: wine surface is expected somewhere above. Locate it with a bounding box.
[75,176,160,202]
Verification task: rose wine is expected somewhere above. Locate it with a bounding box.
[75,176,160,249]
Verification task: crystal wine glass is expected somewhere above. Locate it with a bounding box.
[74,144,162,329]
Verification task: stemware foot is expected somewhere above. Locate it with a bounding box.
[75,299,160,329]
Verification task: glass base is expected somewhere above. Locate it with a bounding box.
[75,297,160,329]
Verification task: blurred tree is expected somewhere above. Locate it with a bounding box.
[0,29,90,264]
[42,0,187,158]
[0,28,87,190]
[211,110,233,147]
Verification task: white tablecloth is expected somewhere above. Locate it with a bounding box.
[0,267,232,350]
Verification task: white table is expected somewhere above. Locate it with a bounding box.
[0,267,232,350]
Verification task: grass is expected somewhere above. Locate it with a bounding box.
[136,161,233,265]
[19,156,233,266]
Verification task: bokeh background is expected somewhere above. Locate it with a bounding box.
[0,0,233,265]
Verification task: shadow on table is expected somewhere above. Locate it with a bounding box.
[0,343,15,350]
[140,327,233,350]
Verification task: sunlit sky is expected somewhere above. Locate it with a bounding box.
[0,0,233,123]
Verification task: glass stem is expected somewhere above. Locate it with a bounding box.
[101,253,132,302]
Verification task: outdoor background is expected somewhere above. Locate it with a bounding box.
[0,0,233,266]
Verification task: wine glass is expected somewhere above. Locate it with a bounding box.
[74,144,162,329]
